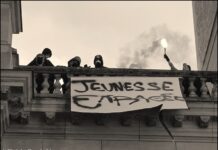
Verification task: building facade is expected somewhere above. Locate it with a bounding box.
[1,1,217,150]
[192,1,217,71]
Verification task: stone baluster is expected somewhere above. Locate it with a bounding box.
[182,77,190,97]
[197,115,210,128]
[171,115,184,127]
[45,112,56,125]
[53,74,62,94]
[34,73,38,94]
[188,77,197,97]
[200,78,209,98]
[40,73,49,94]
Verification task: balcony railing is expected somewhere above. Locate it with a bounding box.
[14,66,217,101]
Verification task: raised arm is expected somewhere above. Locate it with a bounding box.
[164,54,178,70]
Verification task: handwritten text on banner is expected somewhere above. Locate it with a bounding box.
[71,77,188,113]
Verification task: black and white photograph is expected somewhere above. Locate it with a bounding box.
[1,1,217,150]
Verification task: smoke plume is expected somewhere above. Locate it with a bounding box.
[117,24,192,69]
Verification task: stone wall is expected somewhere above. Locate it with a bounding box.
[0,1,22,69]
[2,138,217,150]
[192,1,217,71]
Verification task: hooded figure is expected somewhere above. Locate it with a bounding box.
[27,48,55,93]
[62,56,82,94]
[68,56,81,68]
[94,55,105,68]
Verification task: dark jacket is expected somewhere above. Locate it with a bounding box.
[28,54,54,67]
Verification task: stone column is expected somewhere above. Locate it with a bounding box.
[1,1,22,69]
[1,2,13,69]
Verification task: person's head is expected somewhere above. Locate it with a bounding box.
[42,48,52,58]
[68,56,81,67]
[183,63,191,71]
[94,55,104,68]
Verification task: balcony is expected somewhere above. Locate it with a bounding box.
[1,66,217,142]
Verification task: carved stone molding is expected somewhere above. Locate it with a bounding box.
[20,111,30,124]
[120,116,132,126]
[45,112,56,125]
[145,116,157,127]
[94,115,105,126]
[171,115,184,127]
[70,113,82,125]
[8,96,24,121]
[197,115,210,128]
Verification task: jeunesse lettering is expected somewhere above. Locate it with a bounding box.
[71,80,174,92]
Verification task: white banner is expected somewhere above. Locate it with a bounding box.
[71,77,188,113]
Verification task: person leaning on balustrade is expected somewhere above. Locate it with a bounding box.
[61,56,82,94]
[27,48,55,93]
[28,48,54,66]
[164,54,191,71]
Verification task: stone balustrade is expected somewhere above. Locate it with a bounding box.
[14,66,217,101]
[1,66,217,139]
